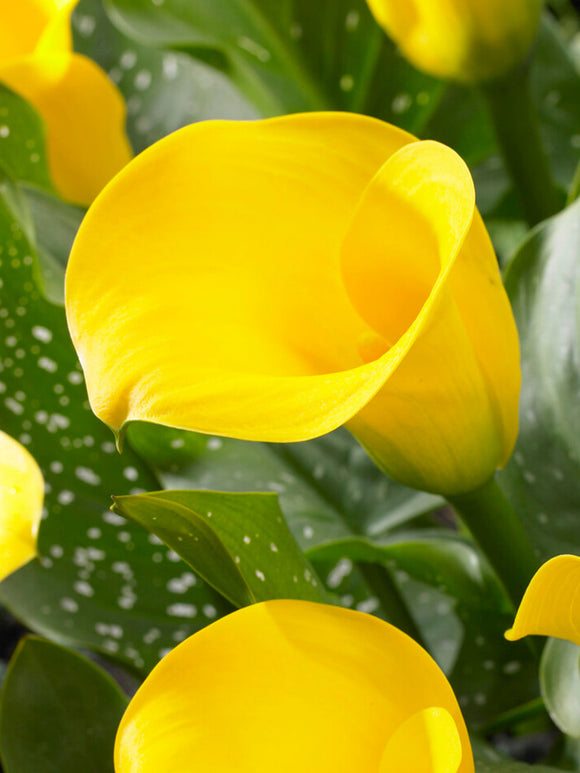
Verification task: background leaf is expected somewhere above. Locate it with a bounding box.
[0,179,232,675]
[499,197,580,560]
[105,0,442,130]
[0,636,127,773]
[128,424,538,725]
[0,85,52,193]
[540,638,580,738]
[74,0,257,154]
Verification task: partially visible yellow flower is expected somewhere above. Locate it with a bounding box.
[0,430,44,582]
[65,112,520,496]
[115,600,474,772]
[506,555,580,645]
[0,0,132,205]
[366,0,543,84]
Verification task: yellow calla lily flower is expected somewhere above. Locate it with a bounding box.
[115,600,474,772]
[66,112,520,496]
[366,0,543,84]
[0,430,44,582]
[506,555,580,646]
[0,0,132,205]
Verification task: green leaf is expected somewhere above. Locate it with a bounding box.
[499,197,580,560]
[0,85,52,192]
[113,490,327,607]
[307,531,507,612]
[74,0,257,154]
[24,187,84,305]
[127,423,442,551]
[540,638,580,737]
[105,0,442,130]
[475,760,563,773]
[472,737,560,771]
[128,424,536,725]
[0,636,127,773]
[0,179,231,674]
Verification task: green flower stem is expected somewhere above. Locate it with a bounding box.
[481,62,562,226]
[357,561,428,649]
[448,476,540,609]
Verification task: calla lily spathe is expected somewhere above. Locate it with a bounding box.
[115,600,474,772]
[0,431,44,582]
[506,554,580,646]
[65,112,520,496]
[366,0,543,84]
[0,0,132,205]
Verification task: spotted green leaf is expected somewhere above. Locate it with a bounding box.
[0,636,127,773]
[127,423,442,551]
[499,198,580,560]
[23,187,84,305]
[128,423,536,725]
[0,178,231,674]
[74,0,256,154]
[0,85,52,192]
[309,531,536,727]
[105,0,442,131]
[113,490,327,607]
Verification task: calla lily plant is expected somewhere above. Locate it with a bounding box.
[115,599,474,772]
[365,0,543,84]
[0,0,132,204]
[0,430,43,582]
[66,112,520,498]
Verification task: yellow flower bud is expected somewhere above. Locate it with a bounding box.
[115,600,474,772]
[66,112,520,496]
[366,0,543,83]
[0,430,44,582]
[0,0,132,204]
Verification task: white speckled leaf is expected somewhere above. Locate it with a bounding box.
[113,490,327,607]
[0,85,52,192]
[127,423,442,551]
[0,180,231,674]
[127,423,537,725]
[105,0,442,130]
[73,0,257,154]
[499,198,580,560]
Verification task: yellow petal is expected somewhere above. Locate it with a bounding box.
[0,0,57,64]
[66,112,416,440]
[35,0,80,56]
[66,114,519,495]
[367,0,543,84]
[0,431,44,582]
[379,707,463,773]
[115,600,473,773]
[343,141,520,494]
[506,555,580,646]
[67,114,520,494]
[0,53,132,205]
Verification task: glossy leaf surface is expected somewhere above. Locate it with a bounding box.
[499,199,580,560]
[0,180,230,674]
[0,636,127,773]
[113,490,327,607]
